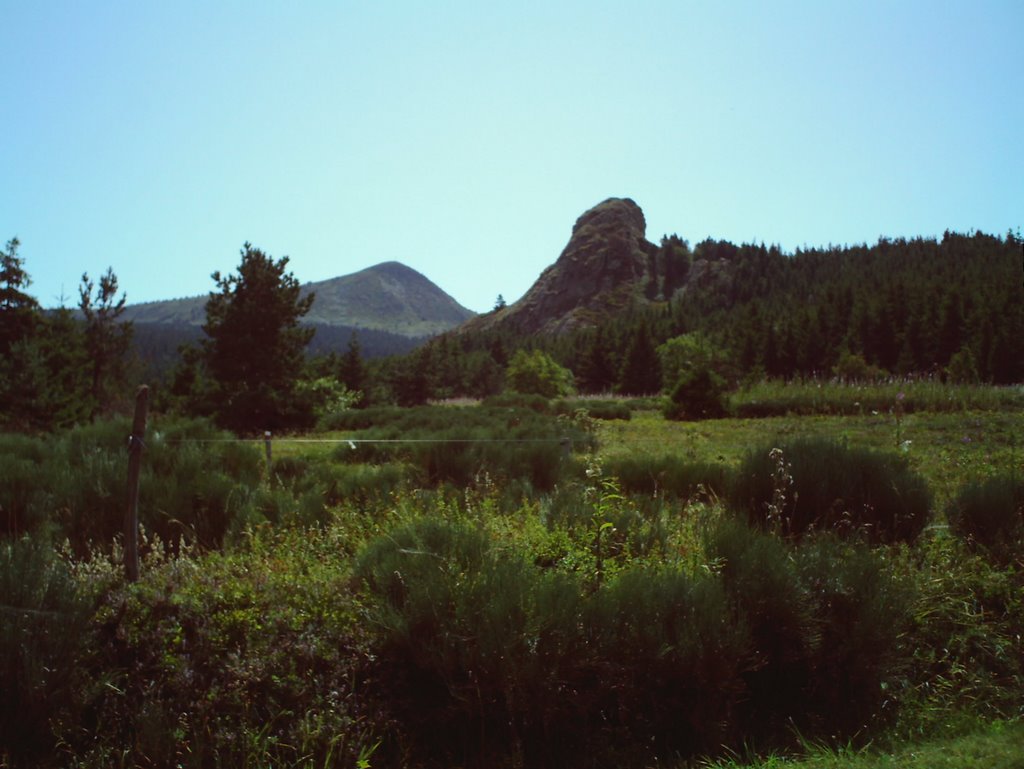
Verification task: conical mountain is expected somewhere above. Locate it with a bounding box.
[122,261,475,338]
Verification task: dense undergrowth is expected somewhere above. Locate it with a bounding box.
[1,391,1022,767]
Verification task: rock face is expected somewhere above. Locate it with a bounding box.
[469,197,658,335]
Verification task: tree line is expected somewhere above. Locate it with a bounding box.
[3,228,1020,433]
[418,229,1024,399]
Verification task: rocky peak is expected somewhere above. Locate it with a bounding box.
[477,197,658,335]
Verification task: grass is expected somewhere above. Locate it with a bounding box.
[731,380,1024,417]
[596,409,1024,509]
[700,720,1024,769]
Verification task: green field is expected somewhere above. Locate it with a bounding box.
[2,389,1022,768]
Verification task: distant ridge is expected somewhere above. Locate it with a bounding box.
[122,261,476,339]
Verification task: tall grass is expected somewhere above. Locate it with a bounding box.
[326,403,594,489]
[0,418,265,553]
[732,380,1024,418]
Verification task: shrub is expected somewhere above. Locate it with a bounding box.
[893,533,1024,731]
[706,519,815,740]
[505,349,575,398]
[481,391,551,412]
[794,535,910,736]
[947,474,1024,565]
[64,529,383,768]
[832,351,885,382]
[355,519,749,766]
[553,398,632,421]
[946,345,980,384]
[729,438,932,543]
[0,538,91,766]
[664,365,728,421]
[604,454,730,499]
[706,520,910,744]
[0,434,54,536]
[584,568,747,759]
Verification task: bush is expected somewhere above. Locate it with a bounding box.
[664,365,728,421]
[355,518,749,766]
[0,538,91,766]
[706,520,909,743]
[947,474,1024,565]
[832,351,885,382]
[64,530,383,768]
[894,533,1024,732]
[584,568,747,759]
[481,392,551,412]
[729,438,932,543]
[0,434,54,536]
[706,519,815,740]
[603,454,730,499]
[553,398,632,421]
[794,534,909,735]
[356,514,912,765]
[505,349,575,399]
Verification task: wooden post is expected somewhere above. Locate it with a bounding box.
[125,385,149,583]
[264,430,273,466]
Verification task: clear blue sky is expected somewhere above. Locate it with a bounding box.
[3,1,1021,314]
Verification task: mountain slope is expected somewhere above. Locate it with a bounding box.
[302,261,474,336]
[122,261,476,338]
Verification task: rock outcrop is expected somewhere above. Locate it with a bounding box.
[465,197,658,335]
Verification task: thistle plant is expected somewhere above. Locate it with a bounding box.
[894,390,906,448]
[766,447,794,535]
[584,459,621,584]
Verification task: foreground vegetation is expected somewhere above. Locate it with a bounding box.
[2,389,1023,767]
[702,720,1024,769]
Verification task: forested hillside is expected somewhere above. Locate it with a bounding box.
[415,229,1022,399]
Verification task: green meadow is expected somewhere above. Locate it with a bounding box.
[2,385,1022,768]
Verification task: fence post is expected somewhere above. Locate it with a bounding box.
[125,385,149,583]
[264,430,273,466]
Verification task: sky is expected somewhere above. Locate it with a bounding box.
[3,1,1022,314]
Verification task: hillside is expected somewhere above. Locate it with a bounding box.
[123,261,476,338]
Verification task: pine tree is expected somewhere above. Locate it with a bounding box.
[577,327,618,393]
[79,268,133,417]
[616,323,661,395]
[339,332,368,403]
[0,237,39,357]
[202,243,315,432]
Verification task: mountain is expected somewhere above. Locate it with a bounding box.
[459,197,663,336]
[123,261,476,338]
